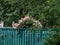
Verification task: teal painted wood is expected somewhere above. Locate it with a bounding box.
[0,28,46,45]
[0,28,59,45]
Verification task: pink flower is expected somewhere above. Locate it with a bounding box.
[24,16,30,19]
[19,20,23,23]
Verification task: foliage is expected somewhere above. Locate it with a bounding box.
[44,30,60,45]
[0,0,60,28]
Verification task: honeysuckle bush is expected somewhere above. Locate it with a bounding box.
[17,19,41,30]
[18,20,41,28]
[16,17,42,34]
[17,15,42,29]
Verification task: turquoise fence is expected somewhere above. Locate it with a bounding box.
[0,28,59,45]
